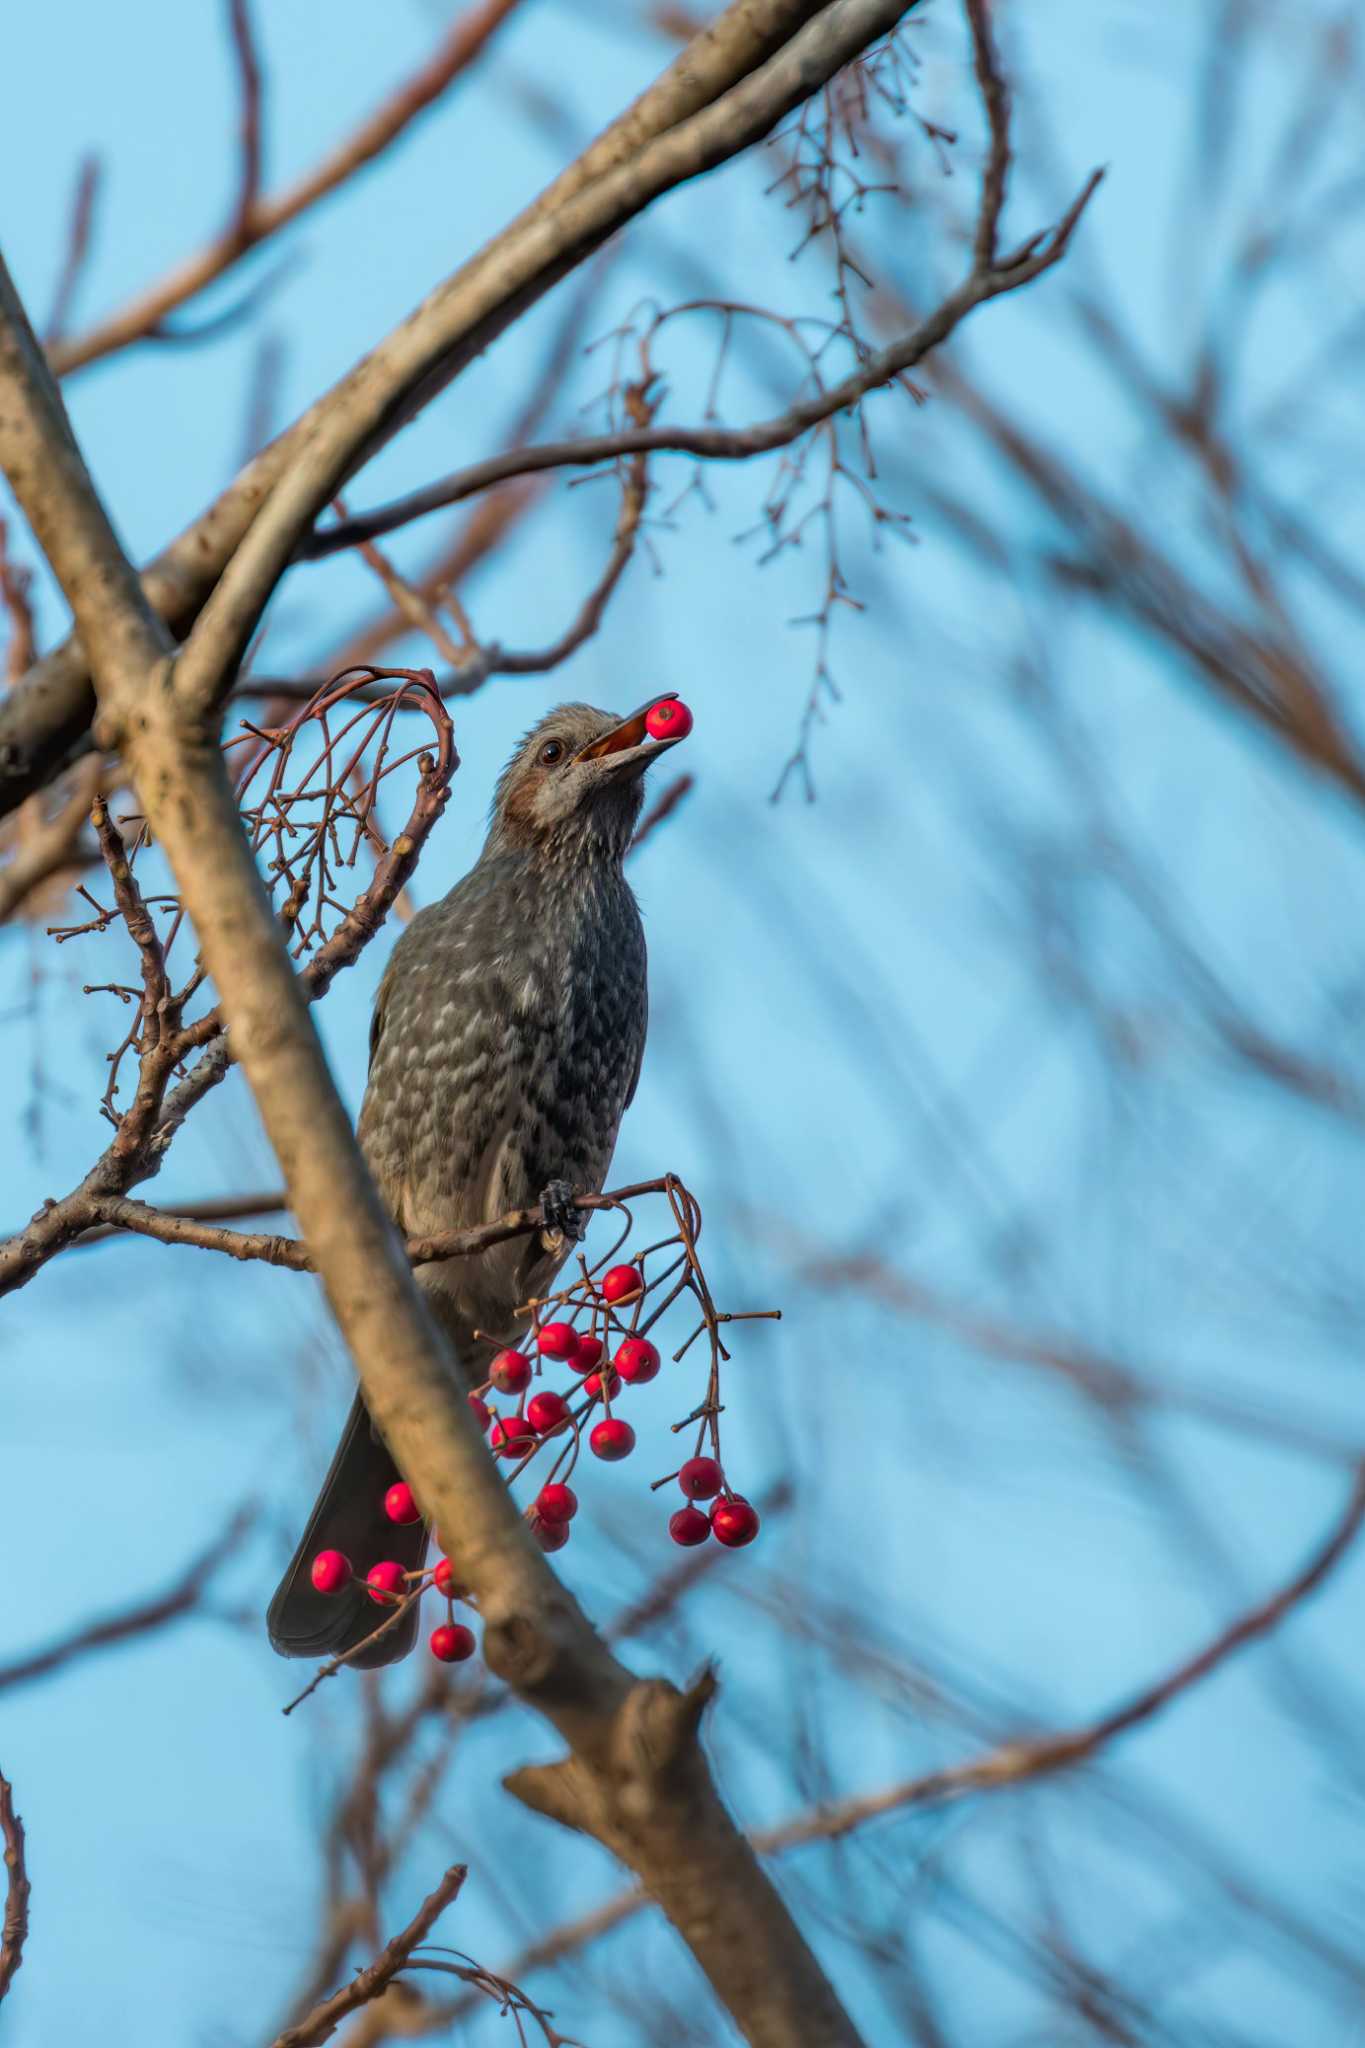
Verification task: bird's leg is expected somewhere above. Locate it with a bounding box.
[539,1179,586,1246]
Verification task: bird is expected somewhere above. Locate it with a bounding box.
[266,698,686,1667]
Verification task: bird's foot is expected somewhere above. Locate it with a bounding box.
[539,1179,585,1246]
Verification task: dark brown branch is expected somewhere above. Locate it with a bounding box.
[49,0,525,376]
[302,166,1102,564]
[224,0,265,248]
[0,1507,251,1694]
[763,1459,1365,1844]
[964,0,1010,269]
[43,155,102,348]
[268,1863,467,2048]
[0,1773,28,2007]
[68,1178,672,1272]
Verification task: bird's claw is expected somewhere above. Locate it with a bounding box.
[539,1180,585,1245]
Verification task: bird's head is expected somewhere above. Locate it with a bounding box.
[485,700,687,864]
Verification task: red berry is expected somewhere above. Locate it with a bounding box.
[536,1482,578,1525]
[531,1514,570,1552]
[430,1622,476,1663]
[678,1456,723,1500]
[490,1412,537,1459]
[615,1336,660,1385]
[601,1263,643,1305]
[590,1417,636,1462]
[537,1321,578,1360]
[710,1497,760,1548]
[527,1390,569,1435]
[490,1347,532,1395]
[310,1549,351,1595]
[573,1334,604,1374]
[366,1560,407,1603]
[645,697,693,741]
[468,1393,491,1433]
[433,1557,462,1599]
[383,1481,420,1525]
[669,1506,711,1547]
[584,1367,622,1400]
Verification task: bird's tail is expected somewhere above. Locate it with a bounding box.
[267,1393,427,1668]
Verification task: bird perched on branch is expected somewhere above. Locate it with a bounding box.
[267,699,686,1667]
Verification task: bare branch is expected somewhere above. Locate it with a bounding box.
[44,155,102,348]
[0,1773,28,2007]
[49,0,525,377]
[0,1508,251,1695]
[268,1863,467,2048]
[762,1460,1365,1846]
[303,168,1102,563]
[964,0,1010,268]
[224,0,265,248]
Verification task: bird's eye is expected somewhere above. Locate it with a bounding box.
[540,739,565,766]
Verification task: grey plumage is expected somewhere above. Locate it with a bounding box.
[267,700,680,1666]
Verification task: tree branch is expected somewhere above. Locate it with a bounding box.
[48,0,525,376]
[268,1863,467,2048]
[0,1773,27,2007]
[0,1508,252,1694]
[301,164,1102,563]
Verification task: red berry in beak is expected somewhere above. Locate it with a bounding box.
[527,1390,569,1435]
[490,1347,532,1394]
[590,1417,636,1461]
[383,1481,420,1524]
[430,1622,476,1663]
[537,1321,578,1360]
[366,1560,408,1603]
[468,1393,491,1432]
[710,1498,760,1548]
[646,697,693,741]
[310,1549,351,1595]
[536,1482,578,1524]
[600,1263,643,1304]
[614,1336,660,1384]
[669,1506,711,1547]
[678,1456,723,1500]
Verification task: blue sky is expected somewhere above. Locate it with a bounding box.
[3,3,1364,2044]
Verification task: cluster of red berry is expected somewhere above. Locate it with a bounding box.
[308,1170,764,1664]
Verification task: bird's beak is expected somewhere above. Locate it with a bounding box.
[573,697,686,772]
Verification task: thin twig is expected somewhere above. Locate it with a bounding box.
[0,1772,28,2005]
[0,1507,252,1694]
[268,1863,467,2048]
